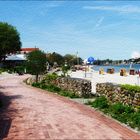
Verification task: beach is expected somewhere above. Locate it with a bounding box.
[69,70,140,93]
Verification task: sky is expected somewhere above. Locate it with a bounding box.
[0,1,140,60]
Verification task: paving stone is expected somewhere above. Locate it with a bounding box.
[0,74,139,139]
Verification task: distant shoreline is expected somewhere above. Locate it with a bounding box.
[92,64,140,72]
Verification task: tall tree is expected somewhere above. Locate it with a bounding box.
[64,54,83,66]
[46,52,64,66]
[0,22,21,61]
[26,50,47,82]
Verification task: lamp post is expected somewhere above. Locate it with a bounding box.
[76,51,79,65]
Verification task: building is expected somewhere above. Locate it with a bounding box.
[20,48,39,54]
[3,48,39,70]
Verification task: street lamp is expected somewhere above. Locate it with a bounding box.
[76,51,79,65]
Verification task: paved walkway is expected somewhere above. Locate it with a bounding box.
[0,74,140,139]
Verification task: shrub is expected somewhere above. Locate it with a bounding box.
[32,82,41,88]
[0,68,5,74]
[62,64,70,77]
[15,66,25,74]
[59,91,80,98]
[44,73,58,84]
[129,112,140,130]
[46,84,61,92]
[92,96,109,109]
[39,84,48,89]
[110,103,134,115]
[121,84,140,93]
[31,81,80,98]
[85,96,140,129]
[32,82,61,92]
[108,103,134,123]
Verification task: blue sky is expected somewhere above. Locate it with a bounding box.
[1,1,140,60]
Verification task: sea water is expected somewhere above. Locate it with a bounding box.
[92,64,140,72]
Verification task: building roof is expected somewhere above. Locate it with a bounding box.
[21,48,39,52]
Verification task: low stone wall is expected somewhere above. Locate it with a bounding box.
[26,75,44,85]
[96,83,140,107]
[54,77,92,97]
[26,76,92,98]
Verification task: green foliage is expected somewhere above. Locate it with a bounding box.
[110,103,134,115]
[109,103,134,123]
[59,91,80,98]
[0,68,5,74]
[46,52,64,66]
[15,66,25,74]
[32,82,41,88]
[92,96,109,109]
[44,73,58,84]
[45,84,61,92]
[64,54,83,66]
[62,64,70,77]
[32,80,80,98]
[26,50,47,82]
[87,96,140,129]
[129,112,140,129]
[46,52,83,67]
[0,22,21,61]
[121,84,140,93]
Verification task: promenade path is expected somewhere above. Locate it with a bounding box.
[0,74,140,139]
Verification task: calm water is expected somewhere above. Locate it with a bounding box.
[92,64,140,72]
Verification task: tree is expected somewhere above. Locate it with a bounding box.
[26,50,47,83]
[64,54,83,66]
[0,22,21,61]
[46,52,64,66]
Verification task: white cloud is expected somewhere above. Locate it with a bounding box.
[84,5,140,14]
[131,51,140,59]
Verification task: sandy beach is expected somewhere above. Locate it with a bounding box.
[69,70,140,93]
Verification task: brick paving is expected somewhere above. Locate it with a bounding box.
[0,74,140,139]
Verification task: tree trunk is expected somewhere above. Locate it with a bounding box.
[36,74,39,83]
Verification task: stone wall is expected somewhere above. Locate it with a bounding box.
[26,75,44,85]
[54,77,92,97]
[26,76,92,98]
[96,83,140,107]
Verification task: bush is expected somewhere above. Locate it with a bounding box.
[39,84,48,89]
[108,103,134,123]
[92,96,109,109]
[32,82,41,88]
[0,68,5,74]
[46,84,61,92]
[121,84,140,93]
[44,73,58,84]
[31,81,80,98]
[59,91,80,98]
[32,82,61,92]
[15,66,25,74]
[86,96,140,129]
[129,112,140,130]
[110,103,134,115]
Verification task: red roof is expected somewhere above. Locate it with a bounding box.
[21,48,39,52]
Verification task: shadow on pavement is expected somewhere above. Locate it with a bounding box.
[0,92,22,139]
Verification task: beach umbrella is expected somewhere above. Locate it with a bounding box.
[87,57,94,64]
